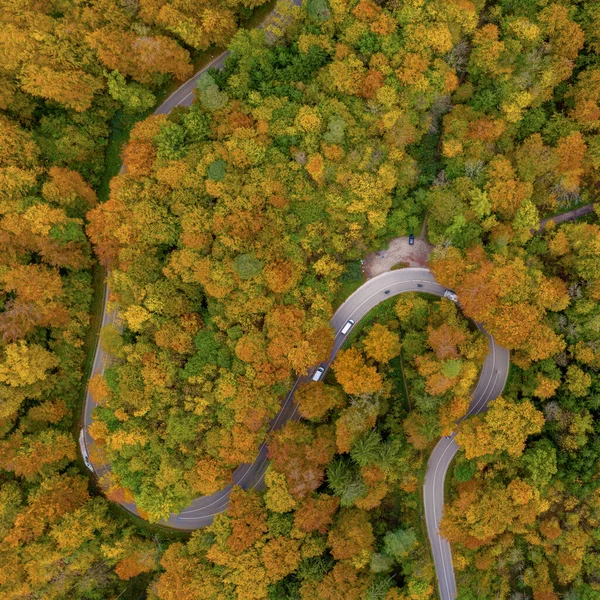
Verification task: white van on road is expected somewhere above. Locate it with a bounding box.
[341,319,355,335]
[312,366,325,382]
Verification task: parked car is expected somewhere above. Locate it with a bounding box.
[443,290,459,303]
[408,234,415,245]
[341,319,355,335]
[312,366,325,382]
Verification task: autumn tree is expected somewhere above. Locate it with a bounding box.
[225,486,268,554]
[362,323,401,364]
[333,348,383,395]
[268,422,336,498]
[294,494,340,534]
[155,538,225,600]
[327,508,374,564]
[456,396,545,460]
[295,381,345,420]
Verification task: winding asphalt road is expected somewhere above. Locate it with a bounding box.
[80,7,598,591]
[425,323,509,600]
[164,268,510,600]
[83,257,509,600]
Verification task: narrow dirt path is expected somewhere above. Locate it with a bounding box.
[538,203,595,231]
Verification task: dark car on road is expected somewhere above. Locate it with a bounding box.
[409,234,415,245]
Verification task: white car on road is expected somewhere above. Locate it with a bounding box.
[443,290,459,303]
[79,430,94,472]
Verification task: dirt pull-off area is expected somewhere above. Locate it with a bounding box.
[362,236,433,279]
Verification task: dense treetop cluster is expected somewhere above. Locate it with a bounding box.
[86,0,480,520]
[151,296,484,600]
[1,0,600,598]
[0,0,270,597]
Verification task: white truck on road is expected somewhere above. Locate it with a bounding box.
[341,319,355,335]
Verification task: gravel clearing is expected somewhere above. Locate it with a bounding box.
[362,236,433,280]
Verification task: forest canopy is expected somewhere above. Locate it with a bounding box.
[1,0,600,599]
[86,0,477,520]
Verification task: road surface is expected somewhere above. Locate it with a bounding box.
[424,325,509,600]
